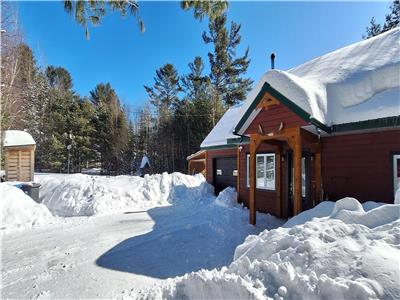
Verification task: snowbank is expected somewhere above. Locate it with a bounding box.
[0,183,54,233]
[395,187,400,204]
[283,199,386,228]
[214,187,238,208]
[36,172,213,217]
[136,198,400,300]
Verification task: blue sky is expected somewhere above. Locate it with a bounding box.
[19,1,390,109]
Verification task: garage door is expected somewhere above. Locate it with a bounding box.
[213,157,237,194]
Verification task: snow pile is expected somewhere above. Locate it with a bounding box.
[283,199,386,228]
[136,198,400,300]
[214,187,238,208]
[36,172,213,217]
[395,187,400,204]
[0,183,54,232]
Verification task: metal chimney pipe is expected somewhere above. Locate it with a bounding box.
[271,53,276,69]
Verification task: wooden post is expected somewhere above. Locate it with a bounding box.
[314,145,322,204]
[30,147,35,181]
[275,144,282,217]
[237,145,240,202]
[249,136,257,225]
[293,134,302,215]
[18,150,22,181]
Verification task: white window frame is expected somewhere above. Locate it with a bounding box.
[393,154,400,194]
[246,153,276,190]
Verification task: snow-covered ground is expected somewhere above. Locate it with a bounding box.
[1,173,283,299]
[1,173,399,299]
[135,198,400,300]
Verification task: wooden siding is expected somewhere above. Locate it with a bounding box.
[244,104,307,135]
[5,146,35,182]
[238,143,281,216]
[321,130,400,204]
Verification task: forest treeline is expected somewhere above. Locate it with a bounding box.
[2,1,397,175]
[1,3,251,174]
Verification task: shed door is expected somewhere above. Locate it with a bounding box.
[213,157,237,194]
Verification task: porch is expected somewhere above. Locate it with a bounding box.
[247,127,322,224]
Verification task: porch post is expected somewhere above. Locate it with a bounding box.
[275,144,282,217]
[314,145,322,204]
[293,133,302,215]
[249,135,257,225]
[236,145,240,203]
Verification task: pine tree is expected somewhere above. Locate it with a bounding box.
[180,56,213,154]
[144,64,181,172]
[90,83,130,173]
[383,0,400,31]
[364,1,399,39]
[202,13,252,124]
[181,0,228,21]
[364,17,383,39]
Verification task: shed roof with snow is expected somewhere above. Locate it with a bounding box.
[201,27,400,149]
[3,130,36,147]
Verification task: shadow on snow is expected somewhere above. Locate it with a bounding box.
[96,185,255,279]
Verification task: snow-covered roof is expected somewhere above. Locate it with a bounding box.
[187,150,206,161]
[200,103,244,148]
[2,130,36,147]
[202,28,400,148]
[236,27,400,135]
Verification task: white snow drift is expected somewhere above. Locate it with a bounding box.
[136,198,400,300]
[0,183,54,232]
[36,172,213,217]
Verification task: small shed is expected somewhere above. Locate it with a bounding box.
[187,150,206,176]
[3,130,36,182]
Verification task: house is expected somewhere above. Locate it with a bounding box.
[192,27,400,224]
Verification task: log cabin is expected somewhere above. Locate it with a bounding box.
[189,27,400,224]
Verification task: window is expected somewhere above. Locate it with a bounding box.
[247,153,275,190]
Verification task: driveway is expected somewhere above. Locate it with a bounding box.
[1,200,283,298]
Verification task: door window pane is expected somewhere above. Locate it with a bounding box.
[256,155,265,188]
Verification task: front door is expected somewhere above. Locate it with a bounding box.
[285,151,312,217]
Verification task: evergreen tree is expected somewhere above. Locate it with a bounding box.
[90,83,130,173]
[144,64,181,172]
[202,13,252,124]
[364,1,399,38]
[63,0,144,39]
[383,0,400,31]
[180,56,213,154]
[181,0,228,21]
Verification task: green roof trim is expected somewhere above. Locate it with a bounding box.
[200,144,239,151]
[331,116,400,133]
[227,136,250,144]
[233,82,332,135]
